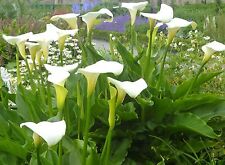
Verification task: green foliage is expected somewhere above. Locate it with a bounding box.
[1,2,225,165]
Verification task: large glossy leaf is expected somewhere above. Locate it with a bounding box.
[171,113,219,139]
[173,94,225,112]
[192,101,225,122]
[115,40,141,76]
[110,138,132,165]
[16,85,47,122]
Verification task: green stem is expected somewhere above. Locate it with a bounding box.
[82,95,91,165]
[47,83,53,116]
[156,45,170,91]
[76,82,82,139]
[105,128,112,164]
[141,108,145,122]
[87,30,92,45]
[36,146,41,165]
[15,52,21,85]
[130,25,134,54]
[185,61,207,96]
[143,28,154,80]
[58,141,62,165]
[100,128,113,165]
[60,50,63,66]
[24,58,36,90]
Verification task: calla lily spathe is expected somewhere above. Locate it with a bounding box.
[122,1,148,26]
[140,4,173,23]
[20,120,66,147]
[166,18,197,44]
[28,30,58,62]
[2,32,33,59]
[45,64,71,111]
[25,42,41,63]
[202,41,225,62]
[44,63,79,74]
[47,70,70,87]
[81,8,113,33]
[107,77,147,105]
[51,13,79,29]
[46,24,78,52]
[77,60,123,96]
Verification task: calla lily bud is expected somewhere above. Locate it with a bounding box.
[33,132,43,147]
[108,85,117,129]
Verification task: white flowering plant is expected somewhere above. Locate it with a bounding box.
[1,3,225,165]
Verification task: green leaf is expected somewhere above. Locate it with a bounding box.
[62,137,83,165]
[195,71,223,87]
[110,138,132,165]
[151,97,174,122]
[192,101,225,122]
[172,79,192,100]
[0,137,28,159]
[172,71,223,99]
[115,40,141,76]
[117,102,138,121]
[174,94,225,112]
[171,113,219,139]
[84,44,104,65]
[16,85,46,122]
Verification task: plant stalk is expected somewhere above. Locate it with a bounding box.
[82,95,91,165]
[36,146,41,165]
[58,141,62,165]
[156,45,170,91]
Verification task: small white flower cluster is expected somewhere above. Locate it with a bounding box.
[0,67,16,93]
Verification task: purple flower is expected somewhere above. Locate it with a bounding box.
[95,14,148,32]
[72,3,80,14]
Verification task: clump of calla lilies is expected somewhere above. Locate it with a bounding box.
[1,1,225,165]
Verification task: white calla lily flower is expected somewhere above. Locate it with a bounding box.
[81,8,113,33]
[51,13,79,29]
[108,77,147,105]
[46,24,78,51]
[77,60,123,96]
[20,120,66,147]
[166,18,197,44]
[44,63,79,74]
[2,32,33,58]
[25,42,41,62]
[47,70,70,87]
[202,41,225,62]
[140,4,173,23]
[47,69,70,111]
[28,30,58,62]
[122,1,148,26]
